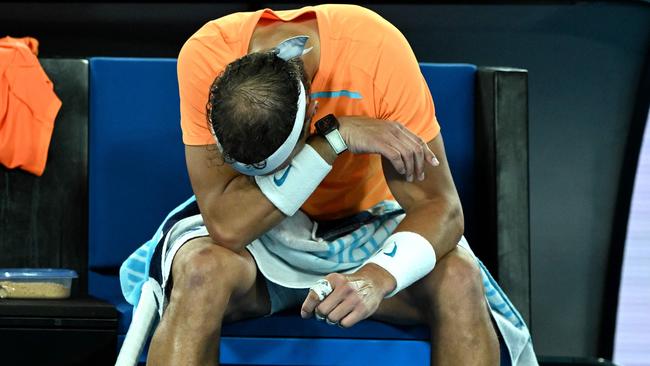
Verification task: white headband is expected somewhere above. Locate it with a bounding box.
[219,82,307,176]
[214,35,312,176]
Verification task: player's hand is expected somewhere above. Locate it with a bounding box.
[300,266,395,328]
[338,116,439,182]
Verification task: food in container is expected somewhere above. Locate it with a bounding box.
[0,268,78,299]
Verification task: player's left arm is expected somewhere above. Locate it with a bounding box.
[381,133,464,264]
[302,9,463,325]
[343,133,464,299]
[300,133,463,327]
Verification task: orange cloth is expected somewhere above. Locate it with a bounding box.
[178,5,439,220]
[0,36,61,176]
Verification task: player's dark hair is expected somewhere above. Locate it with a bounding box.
[207,51,308,165]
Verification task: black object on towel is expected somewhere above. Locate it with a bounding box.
[315,208,405,242]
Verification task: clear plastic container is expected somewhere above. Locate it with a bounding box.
[0,268,78,299]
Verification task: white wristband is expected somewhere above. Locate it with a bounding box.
[255,144,332,216]
[364,231,436,298]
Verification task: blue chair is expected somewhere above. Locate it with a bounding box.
[88,57,529,365]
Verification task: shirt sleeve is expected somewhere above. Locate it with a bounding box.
[373,21,440,143]
[177,36,233,146]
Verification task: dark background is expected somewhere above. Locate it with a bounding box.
[1,0,649,360]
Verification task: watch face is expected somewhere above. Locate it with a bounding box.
[317,114,338,134]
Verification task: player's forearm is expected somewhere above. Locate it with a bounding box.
[356,197,463,297]
[202,135,337,251]
[201,176,286,251]
[395,197,464,260]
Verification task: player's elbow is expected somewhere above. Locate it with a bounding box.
[447,199,465,242]
[422,194,464,247]
[205,219,248,251]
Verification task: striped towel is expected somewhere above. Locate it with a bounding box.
[118,197,538,365]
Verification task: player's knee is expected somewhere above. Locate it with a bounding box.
[426,253,485,315]
[173,241,249,297]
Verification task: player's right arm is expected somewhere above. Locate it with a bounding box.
[178,33,343,251]
[178,36,290,251]
[185,145,287,250]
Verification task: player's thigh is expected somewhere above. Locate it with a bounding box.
[170,237,271,321]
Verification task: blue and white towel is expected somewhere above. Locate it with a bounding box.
[119,197,538,365]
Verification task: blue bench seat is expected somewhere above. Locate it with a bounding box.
[88,57,477,365]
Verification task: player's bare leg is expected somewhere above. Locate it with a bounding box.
[373,246,500,366]
[147,238,270,366]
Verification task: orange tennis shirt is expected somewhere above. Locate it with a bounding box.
[0,36,61,176]
[178,4,440,220]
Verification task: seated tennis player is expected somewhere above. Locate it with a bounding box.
[118,4,537,366]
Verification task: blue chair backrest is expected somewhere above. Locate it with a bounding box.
[88,58,193,280]
[87,59,477,297]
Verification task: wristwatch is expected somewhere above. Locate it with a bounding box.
[315,114,348,155]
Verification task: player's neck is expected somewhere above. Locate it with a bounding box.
[248,18,320,83]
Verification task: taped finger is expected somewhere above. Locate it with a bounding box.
[310,279,333,301]
[301,287,323,318]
